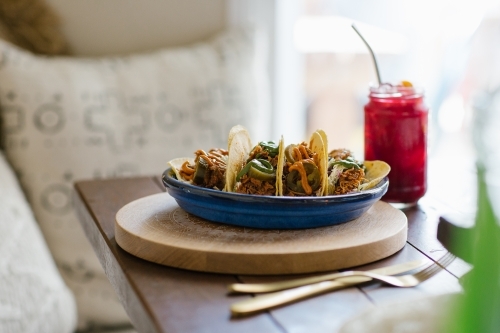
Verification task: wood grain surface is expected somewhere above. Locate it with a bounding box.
[115,193,407,274]
[74,175,466,333]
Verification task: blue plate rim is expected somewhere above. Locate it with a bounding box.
[161,168,388,204]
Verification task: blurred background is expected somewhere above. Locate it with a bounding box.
[261,0,500,219]
[29,0,500,217]
[287,0,499,158]
[27,0,499,159]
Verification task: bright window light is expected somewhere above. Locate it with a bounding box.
[293,16,409,54]
[438,93,466,133]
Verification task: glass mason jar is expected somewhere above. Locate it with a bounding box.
[364,84,429,208]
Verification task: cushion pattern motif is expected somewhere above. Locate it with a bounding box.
[0,27,269,329]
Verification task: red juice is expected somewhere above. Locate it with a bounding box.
[364,85,428,206]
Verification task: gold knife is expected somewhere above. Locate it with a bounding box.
[230,259,428,316]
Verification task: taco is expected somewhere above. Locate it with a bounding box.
[326,148,390,194]
[224,125,253,192]
[233,137,284,196]
[359,160,391,190]
[167,125,254,192]
[167,148,229,190]
[280,131,328,196]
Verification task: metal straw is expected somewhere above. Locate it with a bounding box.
[351,24,382,86]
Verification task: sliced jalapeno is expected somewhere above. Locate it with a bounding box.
[193,158,208,184]
[259,141,280,157]
[236,159,276,182]
[284,144,298,163]
[328,159,361,170]
[286,161,320,194]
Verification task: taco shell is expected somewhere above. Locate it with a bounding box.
[275,136,285,196]
[225,125,253,192]
[314,129,328,160]
[359,160,391,190]
[309,131,328,196]
[167,157,195,183]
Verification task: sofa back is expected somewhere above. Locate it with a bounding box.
[45,0,227,56]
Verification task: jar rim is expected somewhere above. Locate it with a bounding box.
[369,83,424,98]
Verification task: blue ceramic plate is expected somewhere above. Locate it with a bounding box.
[162,168,388,229]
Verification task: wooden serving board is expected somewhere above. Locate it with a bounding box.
[115,193,407,275]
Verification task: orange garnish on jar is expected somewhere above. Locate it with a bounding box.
[400,80,413,87]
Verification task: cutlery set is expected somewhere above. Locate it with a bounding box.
[229,252,456,316]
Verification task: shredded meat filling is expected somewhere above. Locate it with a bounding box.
[235,174,276,196]
[202,165,226,190]
[182,148,228,190]
[334,168,365,195]
[328,148,353,161]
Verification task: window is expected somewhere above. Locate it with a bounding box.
[228,0,500,158]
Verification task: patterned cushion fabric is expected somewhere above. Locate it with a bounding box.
[0,151,77,333]
[0,27,269,330]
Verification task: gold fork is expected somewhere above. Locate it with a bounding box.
[230,252,456,316]
[229,259,428,294]
[331,251,456,288]
[306,252,455,288]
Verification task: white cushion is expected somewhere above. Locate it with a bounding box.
[0,151,77,333]
[0,27,270,330]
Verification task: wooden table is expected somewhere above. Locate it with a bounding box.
[74,152,474,333]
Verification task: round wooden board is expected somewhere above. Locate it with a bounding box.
[115,193,407,275]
